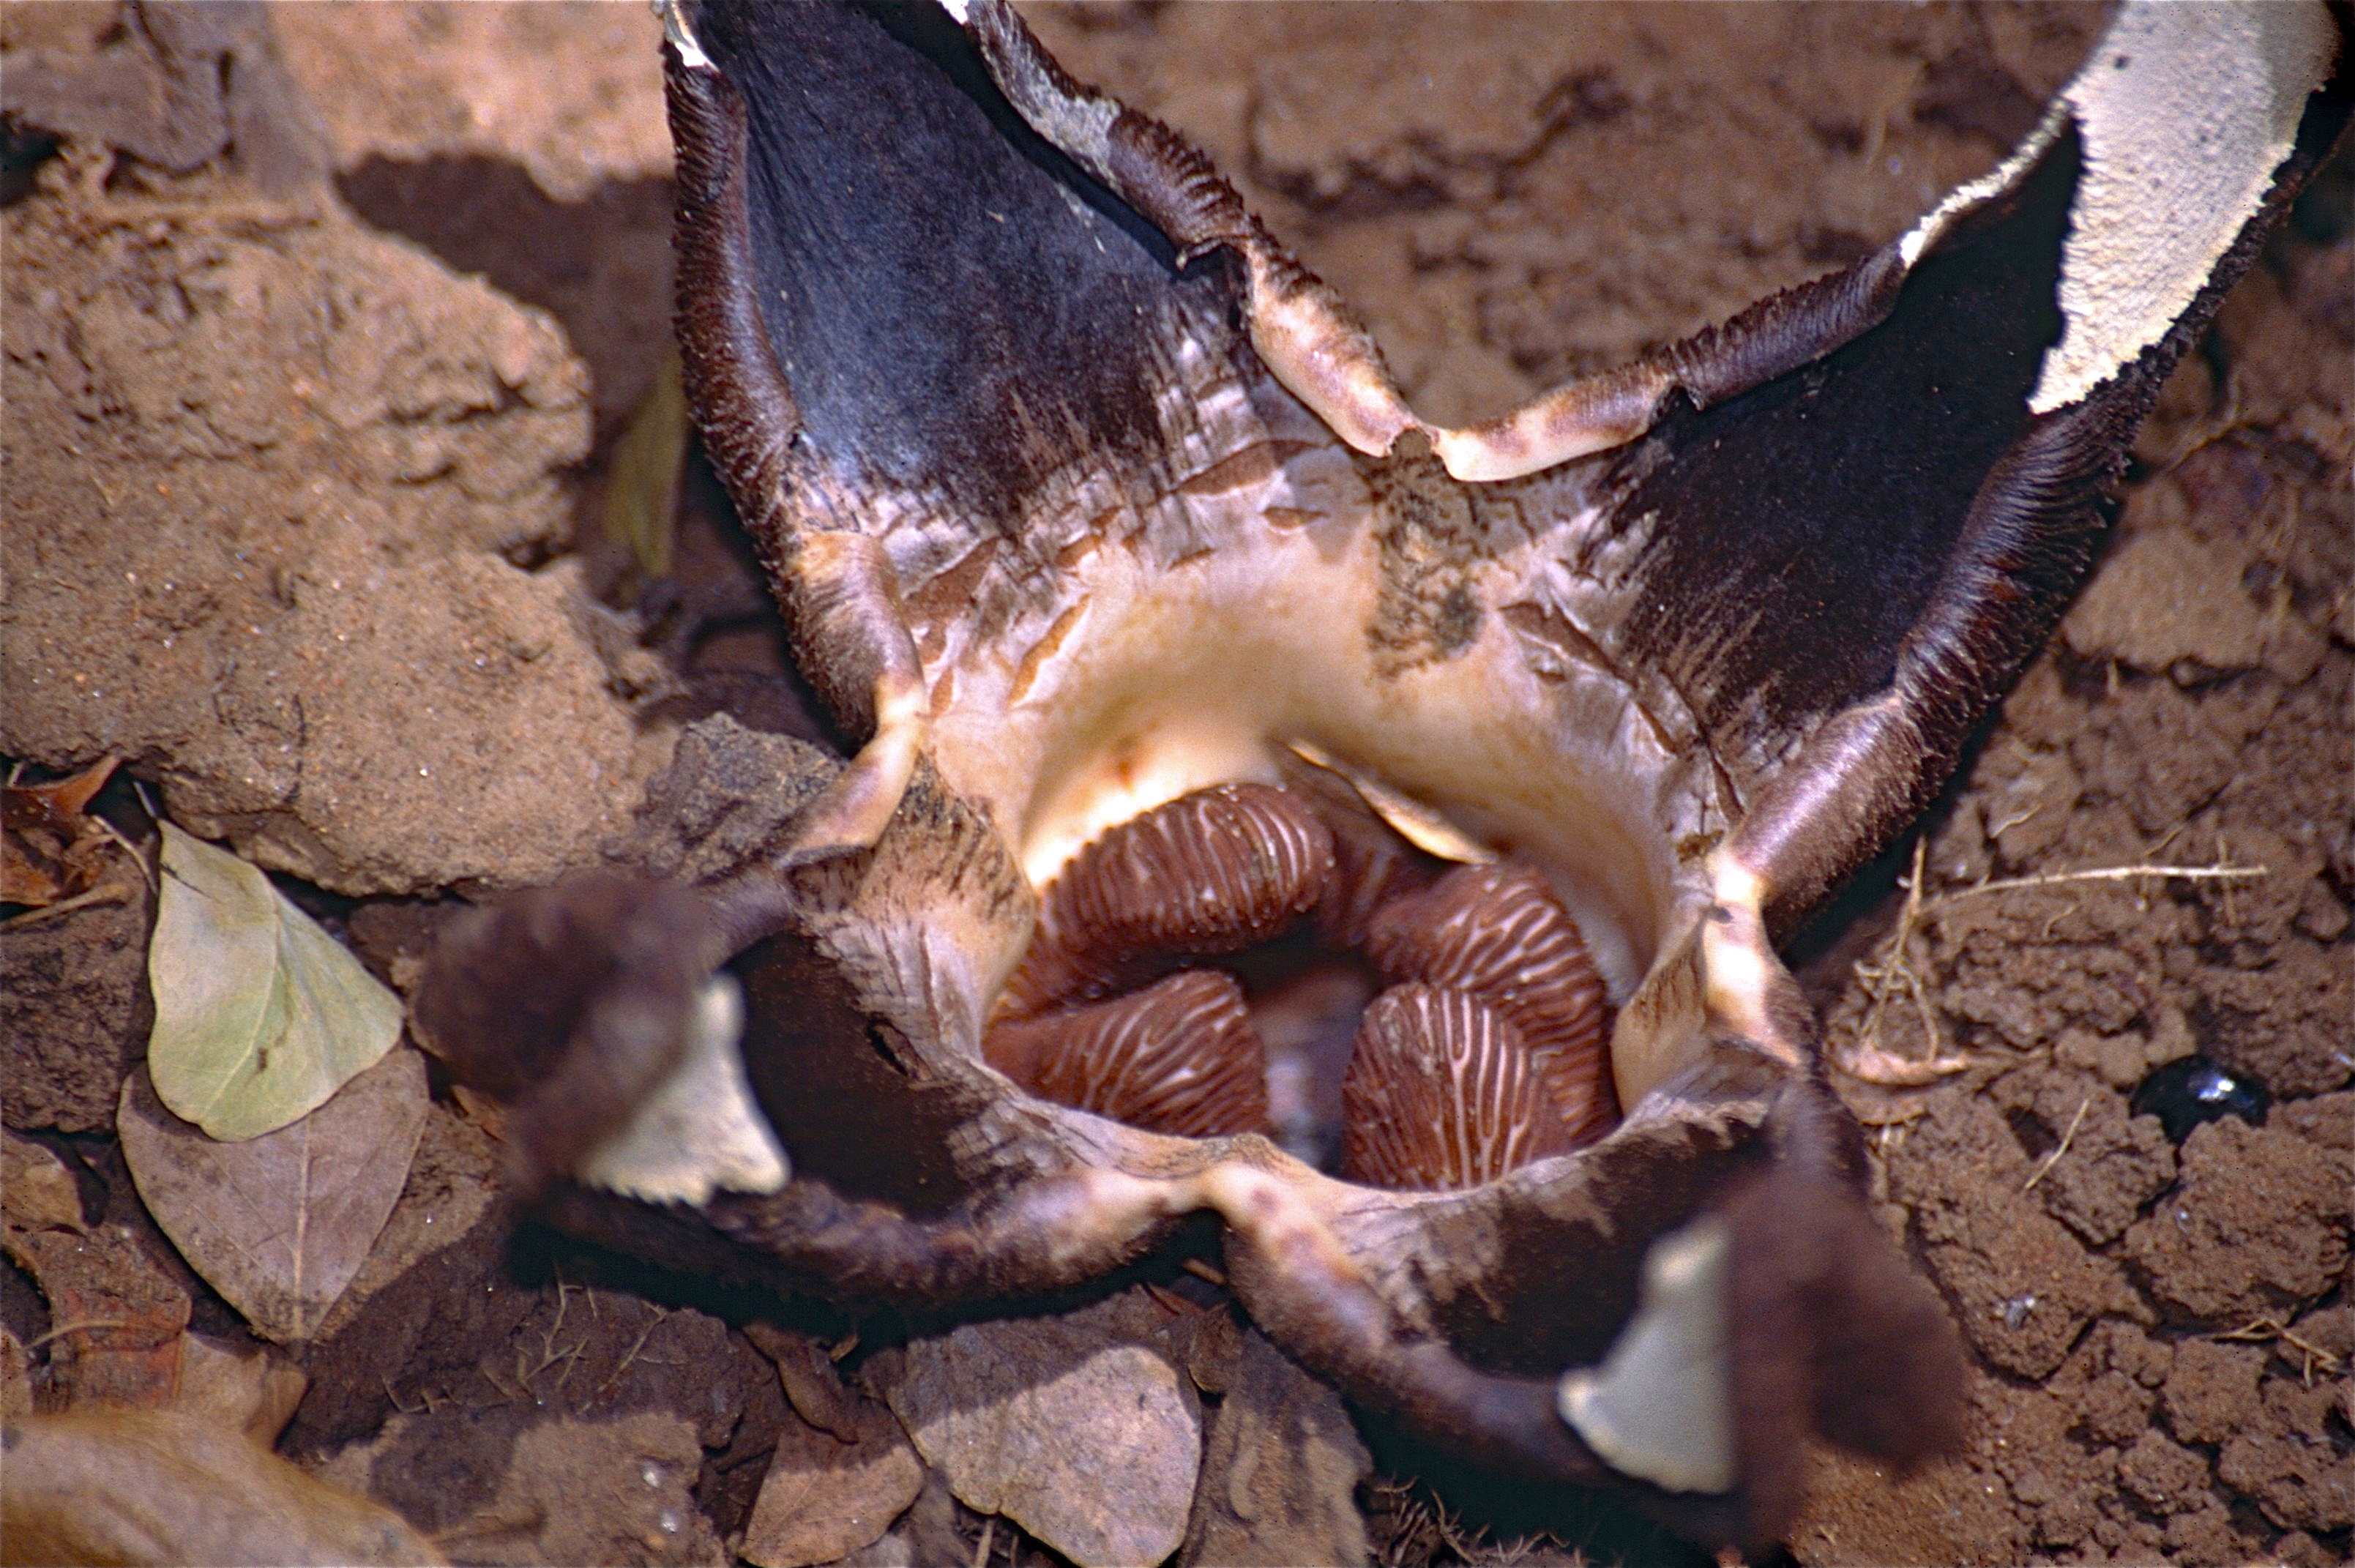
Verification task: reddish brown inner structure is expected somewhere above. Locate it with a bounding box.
[983,778,1619,1186]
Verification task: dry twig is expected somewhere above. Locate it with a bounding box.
[1928,861,2267,910]
[2214,1317,2346,1386]
[594,1306,671,1400]
[1181,1258,1228,1288]
[2021,1096,2091,1192]
[1834,840,1969,1085]
[22,1318,133,1350]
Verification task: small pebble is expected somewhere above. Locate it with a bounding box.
[2130,1057,2268,1143]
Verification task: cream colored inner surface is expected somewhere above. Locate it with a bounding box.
[917,431,1703,1016]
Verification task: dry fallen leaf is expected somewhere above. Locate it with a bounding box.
[176,1333,308,1446]
[741,1386,925,1568]
[1,757,120,908]
[3,1329,35,1419]
[1182,1329,1374,1567]
[0,1408,444,1566]
[0,837,54,908]
[146,822,403,1141]
[316,1409,723,1568]
[884,1293,1202,1568]
[1,1132,86,1235]
[744,1323,862,1441]
[1,1209,190,1414]
[117,1050,430,1345]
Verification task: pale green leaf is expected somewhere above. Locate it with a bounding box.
[600,342,687,579]
[146,823,403,1141]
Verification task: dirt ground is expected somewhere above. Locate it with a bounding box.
[2,4,2347,1566]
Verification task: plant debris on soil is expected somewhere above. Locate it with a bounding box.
[2,4,2348,1567]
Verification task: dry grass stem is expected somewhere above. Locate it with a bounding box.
[2021,1095,2091,1192]
[1,882,132,930]
[1835,840,1969,1085]
[2214,1317,2347,1386]
[594,1306,670,1400]
[1928,861,2268,910]
[22,1318,133,1350]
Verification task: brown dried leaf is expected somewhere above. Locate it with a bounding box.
[0,831,63,906]
[6,756,116,830]
[1183,1329,1374,1567]
[315,1408,723,1567]
[2,1329,34,1419]
[0,1408,444,1566]
[741,1389,925,1568]
[307,1100,501,1351]
[117,1049,430,1345]
[1,1131,86,1234]
[1,757,121,906]
[744,1323,862,1441]
[177,1332,308,1445]
[884,1292,1202,1568]
[1184,1303,1249,1395]
[2,1215,189,1412]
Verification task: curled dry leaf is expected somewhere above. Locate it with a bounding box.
[315,1408,723,1567]
[1182,1329,1374,1568]
[740,1379,925,1568]
[0,1408,444,1567]
[739,1327,923,1565]
[743,1323,862,1441]
[0,837,59,911]
[883,1293,1202,1568]
[146,823,403,1141]
[1,1131,86,1235]
[1,756,121,908]
[176,1333,308,1446]
[117,1050,430,1345]
[1,1200,190,1414]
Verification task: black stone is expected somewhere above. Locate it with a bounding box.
[2130,1056,2270,1143]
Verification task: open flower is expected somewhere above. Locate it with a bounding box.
[417,1,2349,1548]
